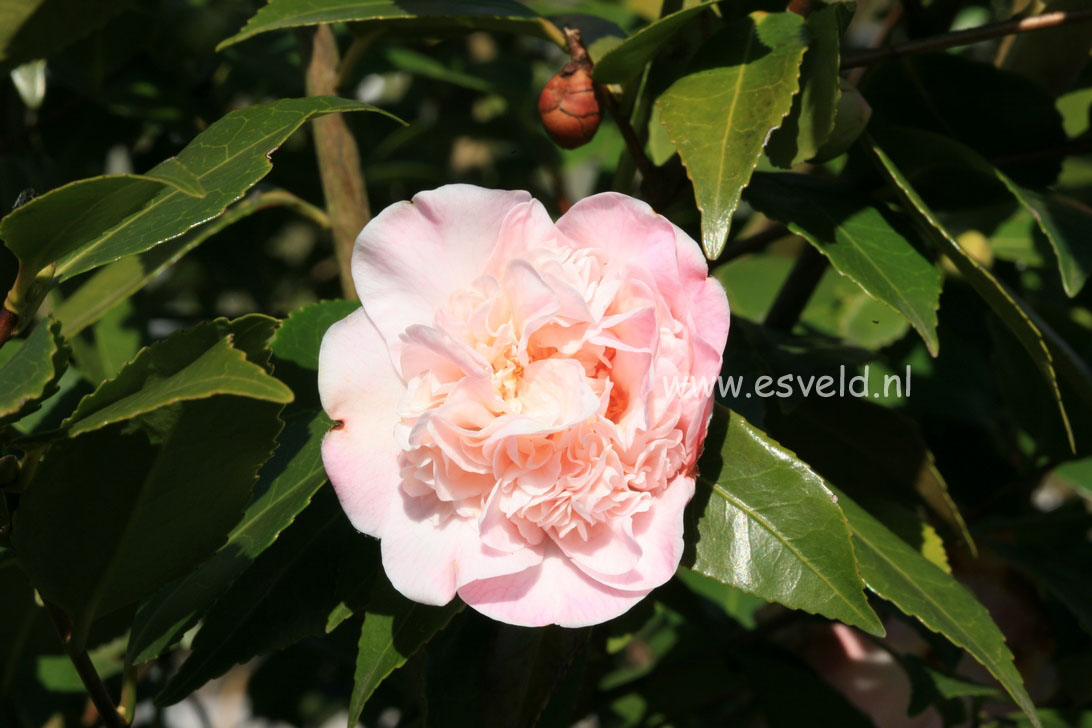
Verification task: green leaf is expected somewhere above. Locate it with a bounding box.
[861,53,1066,189]
[900,654,1000,717]
[127,411,332,664]
[0,167,204,284]
[977,506,1092,636]
[765,3,850,168]
[156,490,379,706]
[834,487,1040,728]
[1050,456,1092,498]
[62,317,292,437]
[765,396,974,553]
[1002,0,1092,98]
[810,78,871,162]
[271,299,360,411]
[52,189,317,338]
[0,556,57,702]
[686,405,884,636]
[747,648,876,728]
[878,127,1092,297]
[384,46,495,92]
[0,0,129,73]
[0,319,69,425]
[675,567,766,629]
[348,577,463,726]
[37,97,396,282]
[12,395,283,651]
[745,172,941,355]
[657,12,808,259]
[67,298,142,384]
[593,2,715,83]
[479,625,590,728]
[217,0,565,51]
[869,140,1077,451]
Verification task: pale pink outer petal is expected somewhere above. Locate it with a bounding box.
[555,192,681,299]
[570,475,695,591]
[379,492,543,605]
[352,185,545,364]
[319,308,404,538]
[457,543,649,628]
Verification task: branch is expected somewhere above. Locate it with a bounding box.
[764,245,828,331]
[841,8,1092,69]
[45,603,128,728]
[301,24,370,301]
[597,85,656,181]
[721,223,791,263]
[0,309,16,350]
[786,0,816,17]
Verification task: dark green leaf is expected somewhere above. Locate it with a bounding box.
[747,648,876,727]
[62,316,292,437]
[834,487,1040,727]
[878,127,1092,297]
[870,141,1077,451]
[0,167,203,284]
[156,490,378,706]
[901,654,1000,716]
[862,53,1066,188]
[37,97,396,282]
[1002,0,1092,98]
[686,405,884,636]
[1050,456,1092,498]
[127,411,332,664]
[270,299,360,411]
[675,567,766,628]
[657,12,808,258]
[765,396,974,553]
[68,298,141,384]
[480,625,590,728]
[0,0,129,72]
[0,319,69,425]
[217,0,565,51]
[53,189,311,338]
[12,393,283,650]
[977,506,1092,636]
[746,172,941,354]
[593,2,715,83]
[348,577,463,726]
[765,3,849,167]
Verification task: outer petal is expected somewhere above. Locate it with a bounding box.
[352,185,543,365]
[556,192,681,302]
[319,308,404,538]
[570,475,694,591]
[380,492,542,605]
[379,494,467,605]
[458,543,648,627]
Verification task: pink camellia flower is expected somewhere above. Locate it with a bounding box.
[318,185,729,627]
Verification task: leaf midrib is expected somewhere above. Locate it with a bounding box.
[698,473,876,629]
[56,102,347,277]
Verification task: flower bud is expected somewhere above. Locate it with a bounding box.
[538,65,602,149]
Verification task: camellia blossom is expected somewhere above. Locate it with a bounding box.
[318,185,730,627]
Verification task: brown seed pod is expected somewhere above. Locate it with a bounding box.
[538,28,602,150]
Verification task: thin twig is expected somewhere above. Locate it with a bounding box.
[841,8,1092,69]
[598,86,656,181]
[0,309,16,350]
[764,245,828,331]
[302,24,370,301]
[45,602,128,728]
[721,224,792,263]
